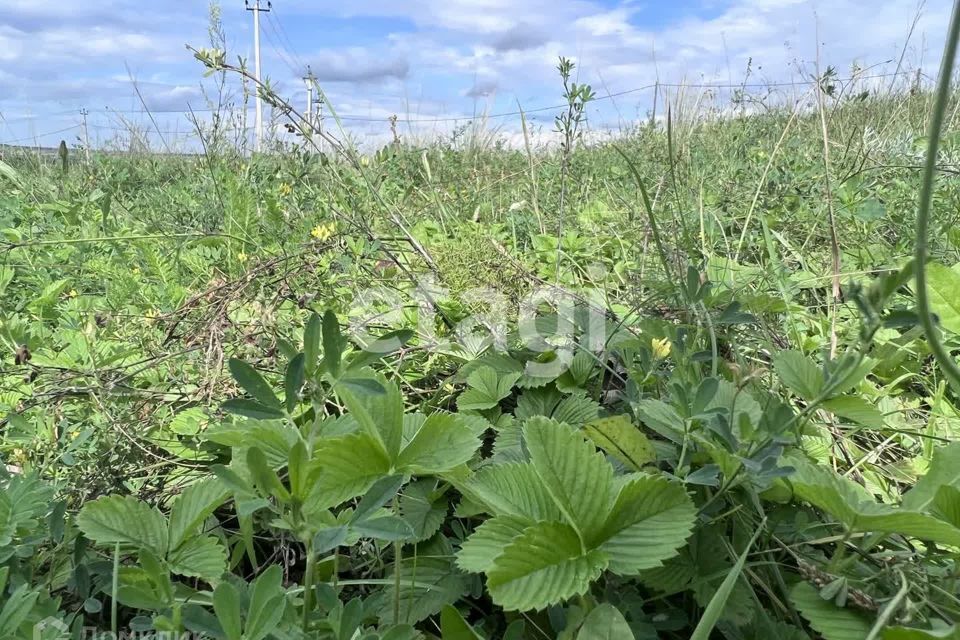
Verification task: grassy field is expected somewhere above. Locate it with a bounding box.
[2,52,960,639]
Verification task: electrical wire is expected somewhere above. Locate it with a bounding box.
[9,69,919,129]
[0,125,82,145]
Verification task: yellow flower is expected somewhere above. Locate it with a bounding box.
[311,222,335,242]
[132,267,141,275]
[651,337,672,360]
[237,251,248,263]
[70,431,80,440]
[67,289,78,298]
[279,182,293,197]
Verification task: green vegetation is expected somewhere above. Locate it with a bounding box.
[3,29,960,640]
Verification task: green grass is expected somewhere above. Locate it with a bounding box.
[1,77,960,639]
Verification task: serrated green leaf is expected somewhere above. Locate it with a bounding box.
[228,358,281,408]
[790,456,960,545]
[400,479,448,542]
[338,376,402,460]
[457,516,529,574]
[397,414,480,474]
[633,399,685,443]
[168,535,226,582]
[458,367,521,411]
[168,479,228,551]
[903,442,960,511]
[823,396,885,428]
[791,582,872,640]
[596,475,696,574]
[487,520,608,611]
[927,262,960,334]
[773,351,824,400]
[462,462,562,522]
[584,415,656,471]
[551,390,601,426]
[77,495,168,556]
[577,603,634,639]
[307,432,391,510]
[525,417,614,538]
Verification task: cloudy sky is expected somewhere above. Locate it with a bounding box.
[0,0,951,150]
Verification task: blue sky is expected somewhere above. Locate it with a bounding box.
[0,0,952,150]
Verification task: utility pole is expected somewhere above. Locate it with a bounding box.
[303,66,315,147]
[79,109,91,163]
[245,0,271,152]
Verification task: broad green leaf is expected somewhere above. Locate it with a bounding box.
[352,475,405,523]
[551,390,601,426]
[168,479,228,551]
[457,516,529,574]
[487,520,608,611]
[773,351,824,400]
[525,417,615,538]
[0,585,38,636]
[213,581,244,640]
[246,565,286,640]
[689,526,762,640]
[307,432,392,510]
[337,376,387,396]
[352,515,415,541]
[221,399,285,420]
[304,313,322,373]
[823,396,885,428]
[633,399,686,443]
[441,604,484,640]
[462,463,562,522]
[927,262,960,334]
[313,526,348,554]
[228,358,281,408]
[397,414,480,474]
[577,603,634,640]
[790,457,960,546]
[934,486,960,527]
[323,309,344,376]
[338,376,403,459]
[790,582,872,640]
[284,353,306,413]
[884,626,960,639]
[400,479,448,542]
[168,535,226,582]
[596,475,696,574]
[77,495,168,556]
[458,367,521,412]
[247,447,290,502]
[583,415,656,471]
[374,536,467,624]
[903,442,960,511]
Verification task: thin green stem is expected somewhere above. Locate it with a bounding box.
[916,0,960,392]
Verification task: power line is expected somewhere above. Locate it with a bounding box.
[8,69,917,131]
[0,125,81,145]
[265,10,307,74]
[261,12,304,77]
